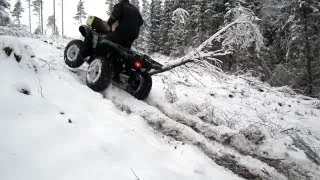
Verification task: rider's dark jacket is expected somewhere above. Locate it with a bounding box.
[107,0,143,48]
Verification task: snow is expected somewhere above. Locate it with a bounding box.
[0,25,32,37]
[0,36,240,180]
[146,54,320,179]
[0,0,10,25]
[1,35,320,179]
[172,8,190,24]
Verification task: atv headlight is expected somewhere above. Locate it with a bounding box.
[86,16,95,26]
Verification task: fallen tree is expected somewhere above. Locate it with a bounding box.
[150,5,264,76]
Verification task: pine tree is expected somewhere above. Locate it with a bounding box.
[34,25,41,34]
[105,0,117,16]
[171,0,200,48]
[32,0,41,28]
[218,4,265,75]
[159,0,174,55]
[32,0,43,34]
[258,0,289,47]
[158,0,226,55]
[47,15,59,35]
[141,0,150,30]
[285,0,320,96]
[149,0,162,52]
[199,0,224,44]
[168,8,190,57]
[74,0,87,25]
[133,0,149,51]
[12,0,24,25]
[0,0,11,25]
[61,0,64,35]
[198,0,209,43]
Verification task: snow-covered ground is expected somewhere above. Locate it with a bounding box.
[0,25,33,38]
[0,36,240,180]
[0,36,319,179]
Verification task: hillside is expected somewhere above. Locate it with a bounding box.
[0,36,320,179]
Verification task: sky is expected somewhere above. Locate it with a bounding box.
[9,0,110,38]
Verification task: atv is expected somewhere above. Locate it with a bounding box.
[64,16,162,100]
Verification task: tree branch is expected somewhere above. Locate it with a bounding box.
[150,20,246,76]
[150,59,193,76]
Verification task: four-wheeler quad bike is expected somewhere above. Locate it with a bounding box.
[64,16,163,100]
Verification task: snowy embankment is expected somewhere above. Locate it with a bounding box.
[0,36,239,180]
[1,36,320,180]
[0,25,33,37]
[105,60,320,179]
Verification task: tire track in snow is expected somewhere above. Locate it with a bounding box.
[146,98,315,180]
[103,87,287,180]
[68,67,311,180]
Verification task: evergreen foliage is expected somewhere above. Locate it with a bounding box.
[12,0,24,25]
[105,0,117,16]
[0,0,10,25]
[149,0,162,52]
[47,15,59,35]
[74,0,87,25]
[32,0,43,34]
[142,0,320,97]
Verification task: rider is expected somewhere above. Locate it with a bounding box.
[105,0,143,49]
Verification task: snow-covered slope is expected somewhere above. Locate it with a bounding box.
[0,25,33,37]
[0,36,240,180]
[0,36,319,180]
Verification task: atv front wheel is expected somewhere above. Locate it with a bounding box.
[64,40,86,68]
[86,56,113,92]
[127,72,152,100]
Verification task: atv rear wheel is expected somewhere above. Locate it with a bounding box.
[64,40,86,68]
[127,72,152,100]
[86,56,113,92]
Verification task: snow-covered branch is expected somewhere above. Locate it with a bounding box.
[172,8,189,24]
[150,20,246,76]
[151,5,264,77]
[0,24,33,37]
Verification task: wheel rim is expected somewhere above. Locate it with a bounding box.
[66,44,80,61]
[87,58,102,83]
[130,74,143,93]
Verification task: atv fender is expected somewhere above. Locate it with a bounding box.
[79,25,92,38]
[96,39,131,59]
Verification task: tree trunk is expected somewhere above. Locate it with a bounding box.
[62,0,64,36]
[38,12,41,33]
[28,0,31,32]
[303,9,313,95]
[53,0,56,34]
[41,0,44,35]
